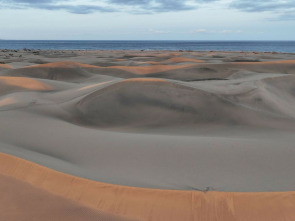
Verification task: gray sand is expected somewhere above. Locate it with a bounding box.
[1,50,295,192]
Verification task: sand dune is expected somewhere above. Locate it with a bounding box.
[146,65,234,81]
[74,77,295,129]
[0,63,12,70]
[1,50,295,220]
[1,153,295,221]
[5,61,96,82]
[225,74,295,119]
[3,60,136,81]
[161,57,205,63]
[145,60,295,81]
[104,64,195,75]
[0,76,52,95]
[0,174,131,221]
[231,60,295,75]
[141,57,205,65]
[28,61,100,69]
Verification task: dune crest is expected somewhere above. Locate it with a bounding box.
[0,76,52,92]
[5,61,97,82]
[1,153,295,221]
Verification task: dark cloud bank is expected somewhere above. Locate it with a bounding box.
[0,0,216,13]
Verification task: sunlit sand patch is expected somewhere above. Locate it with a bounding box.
[0,174,130,221]
[0,63,13,69]
[0,76,52,91]
[0,97,17,107]
[1,152,295,221]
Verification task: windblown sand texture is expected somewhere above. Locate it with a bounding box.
[1,50,295,220]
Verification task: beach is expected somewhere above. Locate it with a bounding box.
[1,49,295,220]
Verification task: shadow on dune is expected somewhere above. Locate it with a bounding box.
[72,78,295,130]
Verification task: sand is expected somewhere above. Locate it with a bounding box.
[2,153,295,221]
[0,173,132,221]
[1,50,295,220]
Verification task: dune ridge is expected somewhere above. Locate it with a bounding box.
[4,61,97,82]
[0,76,52,91]
[1,153,295,221]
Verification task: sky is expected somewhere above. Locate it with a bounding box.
[0,0,294,40]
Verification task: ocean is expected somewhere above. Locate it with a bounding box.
[0,40,295,52]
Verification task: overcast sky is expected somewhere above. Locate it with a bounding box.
[0,0,294,40]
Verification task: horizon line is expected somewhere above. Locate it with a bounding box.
[1,39,295,41]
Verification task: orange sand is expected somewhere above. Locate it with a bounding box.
[0,76,52,91]
[0,97,17,107]
[1,153,295,221]
[0,174,130,221]
[0,63,12,69]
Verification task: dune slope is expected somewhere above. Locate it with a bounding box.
[74,78,295,130]
[1,153,295,221]
[0,173,131,221]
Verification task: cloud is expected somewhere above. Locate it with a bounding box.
[230,0,295,12]
[35,5,115,14]
[109,0,217,13]
[4,0,57,3]
[3,0,295,20]
[0,0,219,14]
[0,0,115,13]
[230,0,295,20]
